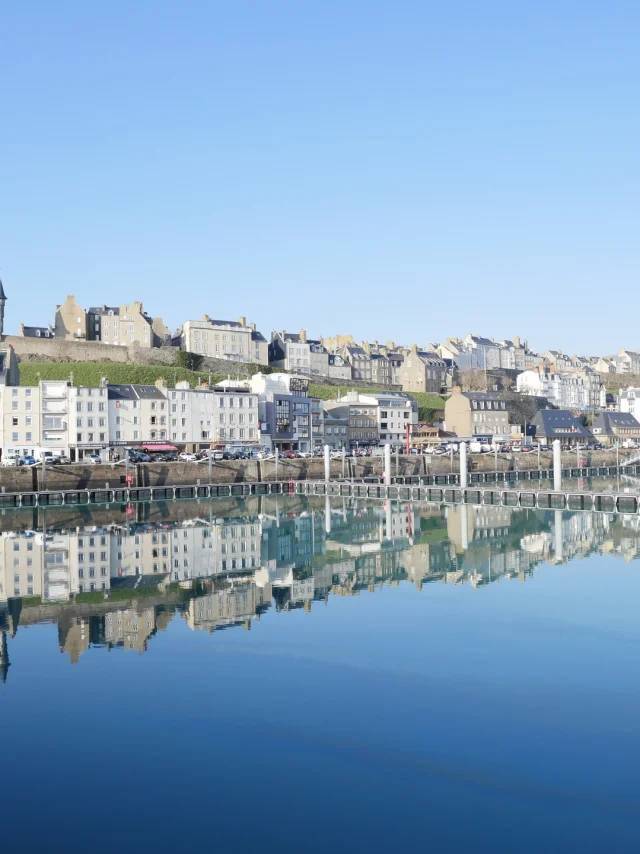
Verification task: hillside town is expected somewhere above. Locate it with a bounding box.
[2,280,640,461]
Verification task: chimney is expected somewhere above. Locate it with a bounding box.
[155,378,168,390]
[238,316,247,327]
[362,341,370,354]
[249,322,256,331]
[201,314,210,322]
[513,335,521,348]
[298,328,307,342]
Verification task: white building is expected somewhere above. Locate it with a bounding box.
[619,387,640,418]
[516,369,605,411]
[108,382,169,449]
[166,380,259,449]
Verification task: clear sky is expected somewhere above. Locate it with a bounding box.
[2,0,638,355]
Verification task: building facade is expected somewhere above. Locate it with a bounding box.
[178,316,268,364]
[400,345,447,393]
[444,389,510,439]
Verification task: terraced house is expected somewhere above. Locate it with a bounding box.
[176,316,269,365]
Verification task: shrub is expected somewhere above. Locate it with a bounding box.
[175,351,204,371]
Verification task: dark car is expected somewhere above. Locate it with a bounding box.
[137,453,152,463]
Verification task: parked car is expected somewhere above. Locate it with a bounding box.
[136,453,152,463]
[86,453,102,464]
[2,455,21,467]
[179,452,198,462]
[21,456,38,466]
[52,455,71,465]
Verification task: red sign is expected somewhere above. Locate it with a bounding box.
[126,474,133,485]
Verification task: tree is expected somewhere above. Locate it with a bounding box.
[459,368,486,392]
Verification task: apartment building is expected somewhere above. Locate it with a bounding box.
[55,295,167,348]
[327,354,352,380]
[323,412,349,449]
[71,385,110,456]
[516,369,605,411]
[401,345,447,393]
[232,373,316,452]
[177,316,268,364]
[444,388,510,439]
[165,380,259,449]
[325,390,418,449]
[0,385,41,455]
[339,346,373,382]
[108,383,169,447]
[87,302,169,348]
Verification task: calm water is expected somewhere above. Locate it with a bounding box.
[2,496,639,852]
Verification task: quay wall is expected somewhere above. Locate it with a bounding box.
[0,449,634,495]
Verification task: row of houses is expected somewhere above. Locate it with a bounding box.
[11,279,640,393]
[0,363,419,461]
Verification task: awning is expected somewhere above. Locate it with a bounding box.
[141,444,177,452]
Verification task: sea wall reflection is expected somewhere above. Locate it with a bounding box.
[0,495,637,680]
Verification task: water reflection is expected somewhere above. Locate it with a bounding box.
[0,495,638,679]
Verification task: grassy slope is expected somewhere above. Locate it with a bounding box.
[19,363,447,419]
[19,362,223,388]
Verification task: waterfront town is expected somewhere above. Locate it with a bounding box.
[1,280,640,460]
[0,496,637,678]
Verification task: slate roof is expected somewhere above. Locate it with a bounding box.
[89,306,120,316]
[591,412,640,434]
[531,410,593,438]
[461,391,503,402]
[108,384,167,401]
[21,325,54,338]
[208,318,244,328]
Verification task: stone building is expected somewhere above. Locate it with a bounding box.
[444,388,510,440]
[591,412,640,445]
[55,295,87,340]
[55,295,167,348]
[177,316,268,364]
[400,344,447,393]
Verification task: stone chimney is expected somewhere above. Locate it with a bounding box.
[175,380,190,390]
[362,341,371,354]
[249,322,256,331]
[513,335,521,348]
[155,378,168,391]
[201,314,210,322]
[299,328,307,342]
[238,316,247,327]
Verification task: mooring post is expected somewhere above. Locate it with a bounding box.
[553,440,562,491]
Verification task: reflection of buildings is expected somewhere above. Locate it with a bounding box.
[185,579,272,632]
[2,497,640,679]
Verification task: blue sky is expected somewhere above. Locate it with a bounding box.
[2,1,638,354]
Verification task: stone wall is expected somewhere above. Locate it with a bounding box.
[0,448,634,494]
[4,335,403,390]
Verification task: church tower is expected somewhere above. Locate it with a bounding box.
[0,278,6,337]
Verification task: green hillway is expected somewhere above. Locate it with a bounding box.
[18,362,447,421]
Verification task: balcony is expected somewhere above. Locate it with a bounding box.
[41,383,68,399]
